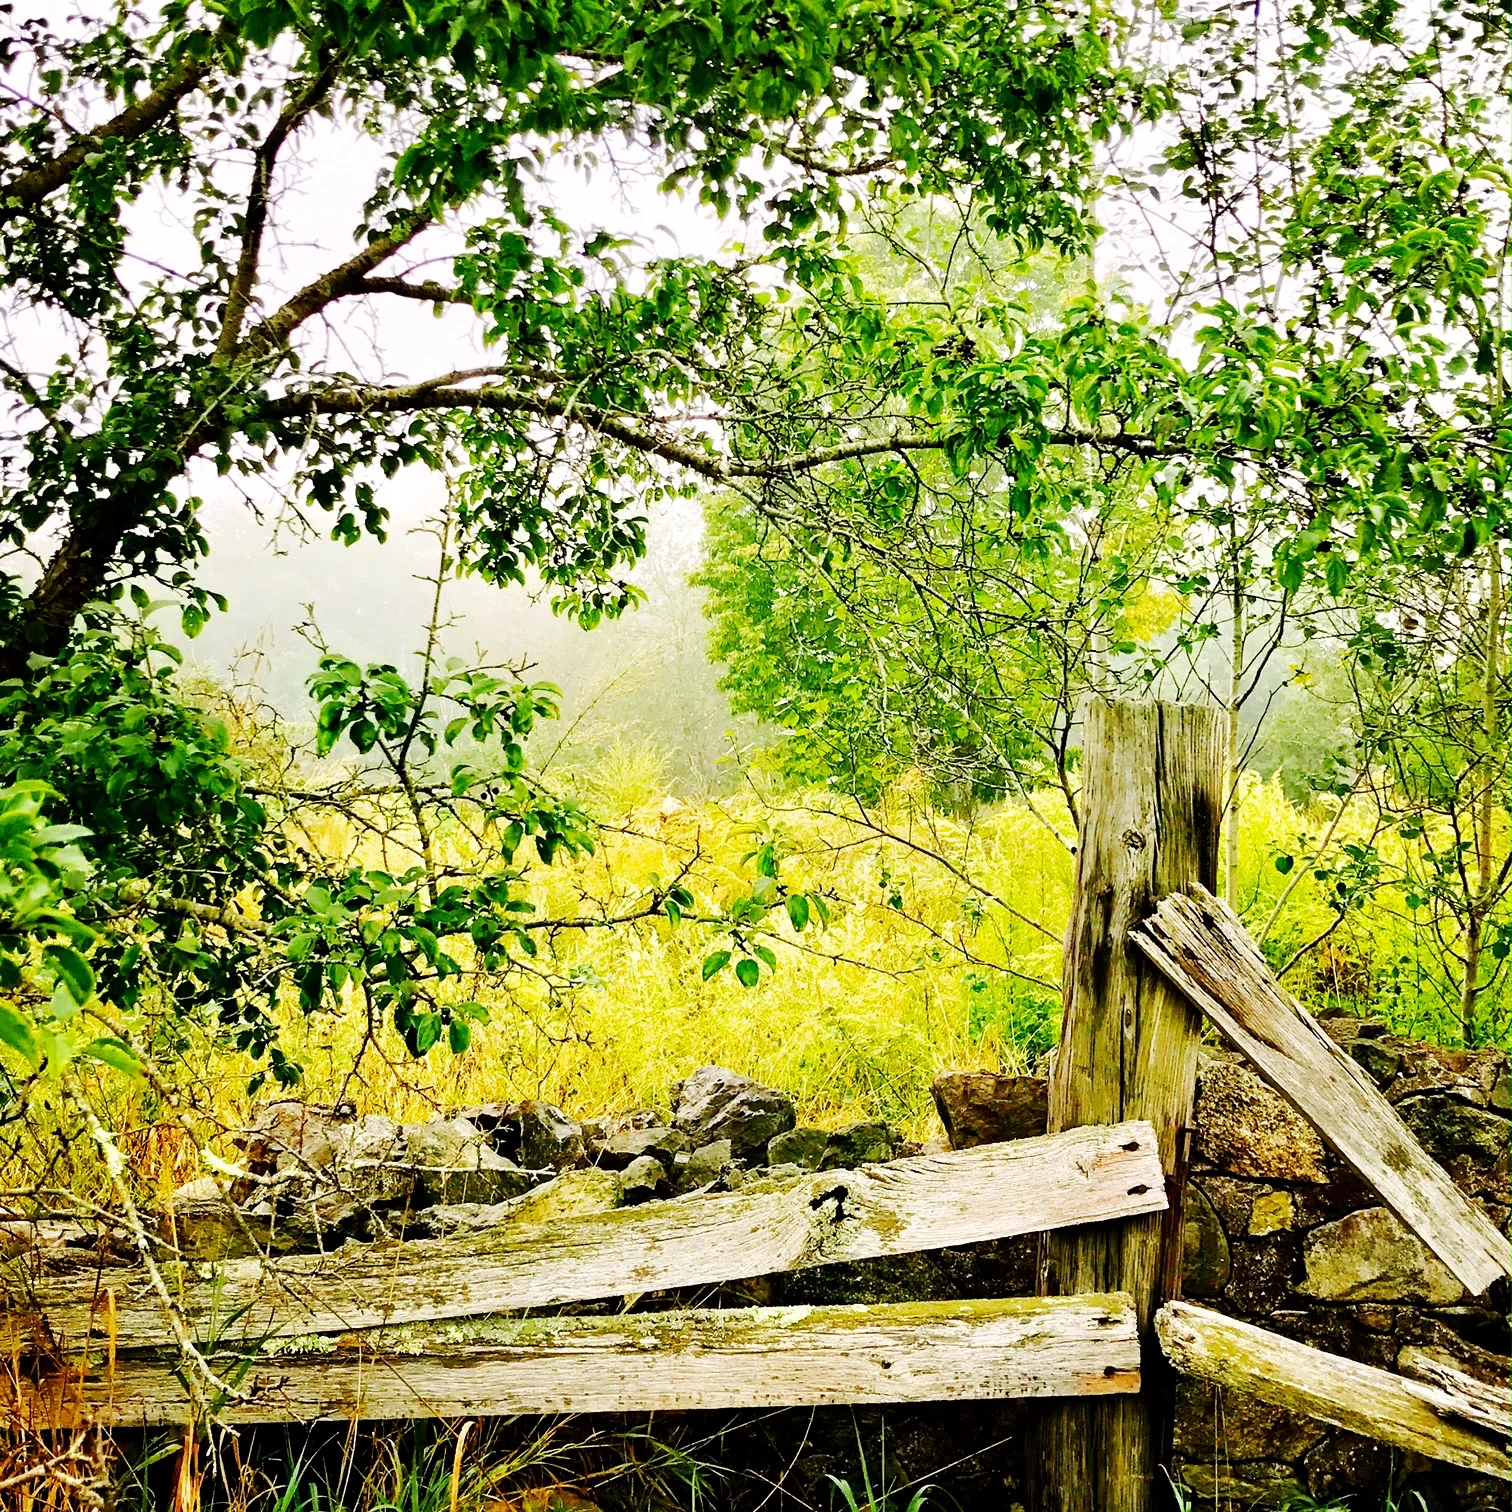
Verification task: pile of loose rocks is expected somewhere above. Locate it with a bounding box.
[159,1064,911,1260]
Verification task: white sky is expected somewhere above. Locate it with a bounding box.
[5,3,1189,718]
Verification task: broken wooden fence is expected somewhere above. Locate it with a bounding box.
[6,1120,1161,1426]
[4,699,1508,1510]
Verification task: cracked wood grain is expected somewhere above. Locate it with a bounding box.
[10,1294,1141,1426]
[1132,884,1508,1295]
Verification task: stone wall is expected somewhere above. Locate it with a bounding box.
[13,1033,1501,1512]
[1170,1019,1508,1511]
[929,1020,1509,1510]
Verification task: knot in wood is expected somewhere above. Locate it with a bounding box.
[1121,828,1147,852]
[809,1184,850,1224]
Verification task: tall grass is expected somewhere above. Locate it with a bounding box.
[250,766,1506,1144]
[9,760,1507,1211]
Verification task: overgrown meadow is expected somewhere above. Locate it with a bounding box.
[32,743,1502,1215]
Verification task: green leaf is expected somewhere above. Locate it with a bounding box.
[448,1018,472,1054]
[49,981,80,1022]
[786,894,810,930]
[79,1036,145,1079]
[0,1003,39,1066]
[43,944,93,1006]
[701,949,731,980]
[735,957,760,987]
[1274,854,1294,874]
[409,1011,443,1057]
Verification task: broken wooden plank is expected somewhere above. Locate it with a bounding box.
[1131,885,1508,1295]
[1156,1302,1509,1480]
[1398,1346,1511,1441]
[9,1294,1141,1427]
[4,1120,1165,1353]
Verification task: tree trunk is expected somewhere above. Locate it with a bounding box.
[1465,539,1503,1047]
[1030,699,1225,1512]
[1226,561,1245,909]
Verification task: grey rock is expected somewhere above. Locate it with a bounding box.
[1177,1459,1304,1507]
[168,1176,266,1260]
[595,1126,688,1170]
[1296,1206,1463,1304]
[819,1121,895,1169]
[406,1200,519,1238]
[506,1166,626,1223]
[1227,1234,1305,1315]
[1321,1014,1389,1042]
[1385,1041,1508,1107]
[0,1217,95,1261]
[403,1116,486,1168]
[1181,1184,1231,1299]
[724,1167,807,1198]
[619,1154,669,1205]
[1349,1039,1402,1085]
[1248,1188,1298,1235]
[678,1139,735,1192]
[518,1100,586,1169]
[930,1072,1047,1149]
[418,1152,534,1206]
[672,1066,795,1156]
[767,1128,830,1170]
[1193,1061,1329,1183]
[1399,1095,1510,1164]
[1302,1433,1394,1503]
[308,1114,404,1170]
[408,1166,626,1237]
[1174,1377,1325,1462]
[602,1106,673,1135]
[232,1099,359,1183]
[1492,1069,1511,1113]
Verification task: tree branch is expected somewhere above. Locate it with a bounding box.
[349,275,473,304]
[265,378,732,478]
[117,881,268,937]
[0,32,223,222]
[263,377,1181,481]
[238,215,432,359]
[216,51,341,361]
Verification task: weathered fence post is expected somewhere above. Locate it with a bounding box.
[1030,699,1225,1512]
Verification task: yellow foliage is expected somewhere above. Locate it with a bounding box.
[17,773,1507,1206]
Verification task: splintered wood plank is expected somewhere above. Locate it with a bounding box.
[1034,700,1226,1512]
[1398,1347,1512,1440]
[1131,885,1508,1296]
[1156,1302,1510,1480]
[4,1121,1165,1353]
[10,1295,1141,1427]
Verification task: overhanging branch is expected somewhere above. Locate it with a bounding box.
[0,30,225,222]
[263,377,1182,481]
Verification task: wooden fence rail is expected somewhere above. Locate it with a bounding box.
[10,1295,1142,1427]
[7,700,1507,1507]
[1155,1301,1509,1481]
[4,1121,1164,1355]
[1133,885,1508,1295]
